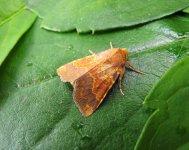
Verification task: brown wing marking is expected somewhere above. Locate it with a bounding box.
[73,63,120,117]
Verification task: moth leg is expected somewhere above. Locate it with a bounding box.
[88,50,95,55]
[118,68,125,95]
[110,42,113,49]
[126,61,145,75]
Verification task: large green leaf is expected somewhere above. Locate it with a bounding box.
[135,56,189,150]
[0,0,36,66]
[0,9,36,66]
[0,14,189,150]
[27,0,189,33]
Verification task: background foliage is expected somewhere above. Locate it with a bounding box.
[0,1,189,149]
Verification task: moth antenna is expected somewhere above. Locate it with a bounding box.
[126,61,145,75]
[110,42,113,49]
[89,50,95,55]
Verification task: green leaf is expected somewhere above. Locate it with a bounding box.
[0,14,189,149]
[0,0,25,24]
[0,0,36,66]
[135,56,189,150]
[183,7,189,13]
[27,0,189,33]
[0,9,36,66]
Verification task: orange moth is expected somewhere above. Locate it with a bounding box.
[57,43,144,117]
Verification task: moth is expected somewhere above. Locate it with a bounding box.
[57,43,144,117]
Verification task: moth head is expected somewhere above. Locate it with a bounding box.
[120,48,128,60]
